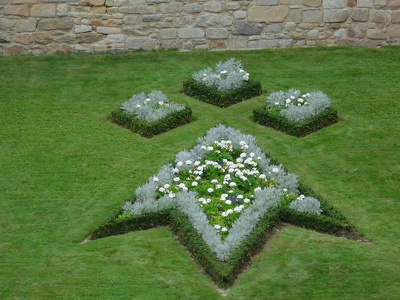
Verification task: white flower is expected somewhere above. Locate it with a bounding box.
[194,161,201,166]
[214,225,221,230]
[240,153,247,158]
[206,146,214,151]
[158,101,163,105]
[211,179,218,184]
[297,103,301,107]
[229,182,236,187]
[136,104,141,108]
[182,187,188,191]
[173,168,179,173]
[186,160,192,165]
[192,182,198,187]
[272,167,279,173]
[298,194,305,200]
[164,184,170,189]
[159,187,165,192]
[221,227,228,232]
[274,102,279,106]
[173,177,180,182]
[283,188,288,192]
[259,174,266,179]
[145,98,151,102]
[178,183,186,188]
[298,98,304,103]
[220,70,227,74]
[225,200,232,205]
[244,198,250,203]
[207,188,214,193]
[216,184,222,189]
[286,99,291,104]
[153,177,159,182]
[237,195,244,199]
[254,187,261,192]
[290,96,295,100]
[168,192,175,198]
[239,141,247,146]
[176,161,183,167]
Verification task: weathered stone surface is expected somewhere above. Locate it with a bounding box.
[33,31,54,44]
[227,36,248,49]
[323,0,345,9]
[0,19,16,30]
[123,15,137,24]
[307,29,319,39]
[97,26,121,34]
[0,32,12,43]
[232,21,261,35]
[323,9,349,22]
[248,6,289,22]
[57,4,71,16]
[234,11,247,19]
[256,0,278,5]
[303,0,321,7]
[13,33,35,45]
[38,19,74,31]
[370,10,391,23]
[125,37,159,49]
[334,28,346,37]
[390,0,400,9]
[184,3,202,13]
[351,8,369,21]
[106,33,125,42]
[348,23,367,37]
[77,32,104,43]
[280,0,302,4]
[288,8,302,23]
[178,27,204,38]
[206,28,228,39]
[16,18,37,33]
[4,45,24,55]
[259,38,293,47]
[4,5,29,16]
[226,2,241,10]
[264,23,283,33]
[160,28,177,39]
[119,5,156,13]
[142,14,165,22]
[90,0,105,6]
[146,0,170,3]
[209,39,227,49]
[160,2,183,13]
[392,11,400,23]
[357,0,373,8]
[74,24,93,33]
[196,14,233,27]
[303,9,322,22]
[373,0,387,9]
[31,4,56,17]
[347,0,357,7]
[387,24,400,38]
[366,28,386,39]
[204,1,222,12]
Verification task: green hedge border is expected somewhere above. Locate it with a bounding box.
[110,106,193,138]
[253,106,338,137]
[90,182,358,288]
[183,78,263,108]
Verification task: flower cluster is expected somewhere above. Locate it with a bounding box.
[192,58,250,92]
[121,90,185,123]
[266,89,331,123]
[151,139,292,239]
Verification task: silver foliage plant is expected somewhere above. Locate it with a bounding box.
[192,58,250,92]
[266,89,331,122]
[122,125,322,261]
[121,90,185,123]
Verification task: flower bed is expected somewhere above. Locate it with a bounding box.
[90,125,356,287]
[183,58,262,108]
[110,90,193,138]
[253,89,338,137]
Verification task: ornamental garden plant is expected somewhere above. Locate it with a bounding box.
[90,125,356,287]
[110,90,193,138]
[183,58,262,108]
[253,89,338,137]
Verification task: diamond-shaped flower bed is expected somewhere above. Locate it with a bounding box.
[111,90,193,138]
[183,58,262,108]
[90,125,357,287]
[253,89,338,137]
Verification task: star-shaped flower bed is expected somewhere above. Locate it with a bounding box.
[90,125,358,287]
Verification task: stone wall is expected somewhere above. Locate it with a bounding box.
[1,0,400,55]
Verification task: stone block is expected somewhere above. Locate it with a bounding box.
[366,28,386,39]
[232,21,261,35]
[347,0,357,7]
[33,31,53,45]
[264,23,283,33]
[107,34,125,43]
[74,24,93,33]
[307,29,319,39]
[197,14,234,27]
[323,9,349,22]
[160,40,183,49]
[178,27,204,38]
[373,0,387,9]
[142,14,165,21]
[160,3,183,13]
[97,26,121,34]
[388,24,400,38]
[31,4,56,17]
[348,22,367,37]
[334,28,346,37]
[4,45,24,55]
[370,10,391,23]
[280,0,302,4]
[57,4,71,16]
[146,0,170,3]
[226,2,241,10]
[351,8,369,21]
[0,32,12,43]
[38,18,74,31]
[234,11,247,19]
[390,0,400,9]
[206,28,228,39]
[303,9,322,22]
[119,5,156,13]
[77,32,104,43]
[125,37,159,49]
[89,0,105,6]
[256,0,278,5]
[248,6,289,23]
[160,28,177,39]
[392,11,400,23]
[288,8,302,23]
[13,33,35,45]
[4,5,29,16]
[184,3,202,14]
[323,0,345,8]
[123,15,137,24]
[204,1,222,12]
[303,0,322,7]
[357,0,373,7]
[15,18,37,33]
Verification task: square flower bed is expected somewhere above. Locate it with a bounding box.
[110,91,193,138]
[90,125,357,287]
[183,58,262,108]
[253,89,338,137]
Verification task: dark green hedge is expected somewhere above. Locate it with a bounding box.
[183,78,262,108]
[253,106,338,137]
[110,106,193,138]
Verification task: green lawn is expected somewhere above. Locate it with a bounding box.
[1,47,399,299]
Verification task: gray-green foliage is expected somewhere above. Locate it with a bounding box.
[122,125,322,261]
[192,58,250,92]
[121,90,185,122]
[266,89,331,122]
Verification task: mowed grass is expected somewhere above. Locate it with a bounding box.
[1,47,399,299]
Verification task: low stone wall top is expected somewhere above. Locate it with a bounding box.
[1,0,399,55]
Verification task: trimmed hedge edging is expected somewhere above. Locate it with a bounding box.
[183,78,262,108]
[110,105,193,138]
[253,106,338,137]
